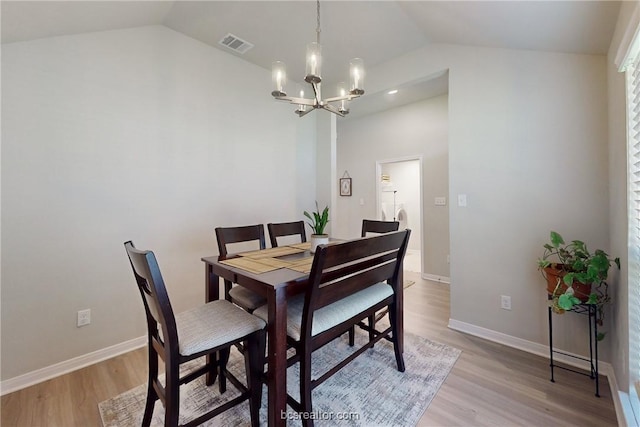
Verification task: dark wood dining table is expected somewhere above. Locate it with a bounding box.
[201,247,404,426]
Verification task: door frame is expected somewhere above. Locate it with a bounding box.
[375,155,424,274]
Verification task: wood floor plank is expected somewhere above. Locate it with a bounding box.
[0,271,619,426]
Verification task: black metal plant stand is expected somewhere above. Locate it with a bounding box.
[548,300,601,397]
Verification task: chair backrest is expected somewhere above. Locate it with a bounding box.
[361,219,400,237]
[124,241,178,354]
[301,230,411,339]
[215,224,266,257]
[267,221,307,247]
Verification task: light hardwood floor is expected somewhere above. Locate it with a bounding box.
[1,271,618,426]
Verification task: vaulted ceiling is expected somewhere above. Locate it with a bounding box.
[1,1,622,118]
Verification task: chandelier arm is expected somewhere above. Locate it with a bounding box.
[274,96,316,106]
[324,94,360,103]
[322,103,345,117]
[296,108,316,118]
[311,81,321,103]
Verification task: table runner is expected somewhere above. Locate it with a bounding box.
[286,257,314,273]
[238,246,304,259]
[222,244,316,274]
[219,257,281,274]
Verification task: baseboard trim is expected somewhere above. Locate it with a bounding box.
[448,318,626,425]
[422,273,450,284]
[618,390,640,427]
[0,335,146,396]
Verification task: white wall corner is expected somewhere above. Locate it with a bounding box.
[448,318,627,426]
[0,336,146,396]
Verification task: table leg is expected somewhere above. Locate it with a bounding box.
[397,267,404,354]
[267,287,288,427]
[205,264,220,303]
[205,264,220,386]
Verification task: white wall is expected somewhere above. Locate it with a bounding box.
[0,21,621,386]
[0,25,316,381]
[362,43,611,359]
[336,95,449,277]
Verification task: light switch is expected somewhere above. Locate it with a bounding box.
[458,194,467,207]
[434,197,446,206]
[359,198,365,206]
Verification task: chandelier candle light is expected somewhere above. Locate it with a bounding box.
[271,0,365,117]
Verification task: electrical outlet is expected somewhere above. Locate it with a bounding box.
[77,309,91,327]
[500,295,511,310]
[458,194,467,207]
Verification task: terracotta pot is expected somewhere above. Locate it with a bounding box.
[543,265,591,302]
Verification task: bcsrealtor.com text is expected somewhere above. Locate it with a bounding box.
[281,410,361,421]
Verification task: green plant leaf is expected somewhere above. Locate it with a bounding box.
[304,203,329,235]
[586,293,598,304]
[303,211,316,233]
[563,272,575,285]
[538,259,551,268]
[572,240,586,252]
[597,332,606,341]
[590,254,608,271]
[558,293,580,310]
[550,231,564,248]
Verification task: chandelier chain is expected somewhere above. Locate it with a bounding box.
[316,0,321,44]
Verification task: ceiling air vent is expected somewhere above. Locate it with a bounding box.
[219,33,254,54]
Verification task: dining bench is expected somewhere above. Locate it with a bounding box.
[253,229,411,426]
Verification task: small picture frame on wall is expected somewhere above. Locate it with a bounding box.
[340,177,352,196]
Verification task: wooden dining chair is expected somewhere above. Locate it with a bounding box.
[124,241,266,427]
[361,219,400,237]
[267,220,307,247]
[361,219,401,342]
[215,224,267,313]
[254,230,411,426]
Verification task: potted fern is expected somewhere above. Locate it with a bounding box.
[304,202,329,253]
[537,231,620,320]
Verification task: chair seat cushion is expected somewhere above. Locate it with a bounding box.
[254,282,393,341]
[229,286,266,311]
[175,300,266,356]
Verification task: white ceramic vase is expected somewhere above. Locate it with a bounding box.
[310,234,329,253]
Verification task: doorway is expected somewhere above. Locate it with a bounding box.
[376,157,422,273]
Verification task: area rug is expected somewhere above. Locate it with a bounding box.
[99,330,460,426]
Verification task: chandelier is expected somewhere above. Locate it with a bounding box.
[270,0,365,117]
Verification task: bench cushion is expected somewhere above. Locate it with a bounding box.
[254,282,393,341]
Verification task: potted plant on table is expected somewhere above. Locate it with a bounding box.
[304,202,329,253]
[537,231,620,334]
